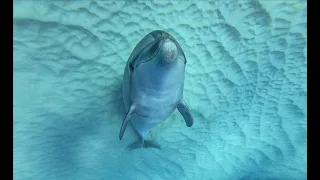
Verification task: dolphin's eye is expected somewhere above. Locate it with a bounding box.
[129,63,134,71]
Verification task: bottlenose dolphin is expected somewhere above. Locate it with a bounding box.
[119,30,194,150]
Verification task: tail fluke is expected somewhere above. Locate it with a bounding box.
[143,140,161,150]
[125,139,161,151]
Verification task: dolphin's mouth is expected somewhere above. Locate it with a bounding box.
[130,31,186,70]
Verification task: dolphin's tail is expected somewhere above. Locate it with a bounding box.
[143,140,161,149]
[125,139,161,151]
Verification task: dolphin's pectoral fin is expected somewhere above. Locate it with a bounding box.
[126,139,161,151]
[177,99,194,127]
[119,105,136,140]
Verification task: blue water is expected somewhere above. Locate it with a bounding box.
[13,1,307,180]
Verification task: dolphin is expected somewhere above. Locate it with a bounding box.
[119,30,194,150]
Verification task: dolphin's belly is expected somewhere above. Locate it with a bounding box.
[130,88,180,136]
[133,88,180,117]
[130,114,165,137]
[130,106,173,137]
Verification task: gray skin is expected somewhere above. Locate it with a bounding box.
[119,30,194,150]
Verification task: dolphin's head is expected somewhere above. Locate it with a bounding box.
[130,33,186,93]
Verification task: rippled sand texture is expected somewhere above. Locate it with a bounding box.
[14,0,306,180]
